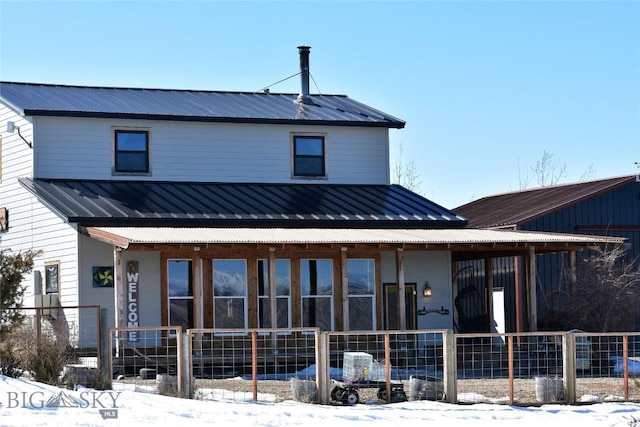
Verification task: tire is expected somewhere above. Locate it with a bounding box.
[330,386,341,401]
[344,391,359,405]
[392,390,407,403]
[377,388,387,400]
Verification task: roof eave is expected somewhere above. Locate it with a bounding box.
[71,217,467,229]
[80,226,130,249]
[20,110,406,129]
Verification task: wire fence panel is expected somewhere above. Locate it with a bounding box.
[455,332,567,405]
[109,326,183,397]
[572,332,640,402]
[326,331,448,404]
[100,327,640,405]
[189,328,319,403]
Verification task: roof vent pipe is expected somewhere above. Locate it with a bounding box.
[296,46,313,105]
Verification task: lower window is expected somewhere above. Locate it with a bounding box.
[300,259,333,331]
[258,259,291,328]
[213,259,247,328]
[167,259,194,330]
[347,259,376,330]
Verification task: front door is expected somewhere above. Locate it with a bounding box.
[383,283,416,330]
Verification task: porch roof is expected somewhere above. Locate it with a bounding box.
[20,178,467,228]
[84,226,625,259]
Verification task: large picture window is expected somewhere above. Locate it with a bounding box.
[257,259,291,328]
[300,259,333,331]
[114,129,150,174]
[347,259,376,330]
[168,259,193,330]
[292,134,326,177]
[213,259,247,328]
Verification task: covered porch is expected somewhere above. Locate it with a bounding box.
[84,226,624,337]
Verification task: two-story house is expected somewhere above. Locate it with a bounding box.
[0,47,622,353]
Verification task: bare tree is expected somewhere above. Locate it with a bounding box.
[519,151,595,189]
[579,163,597,181]
[531,150,567,187]
[541,246,640,332]
[392,141,423,193]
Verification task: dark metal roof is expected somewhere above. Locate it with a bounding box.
[0,82,405,128]
[19,179,467,228]
[453,175,638,228]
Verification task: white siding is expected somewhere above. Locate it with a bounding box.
[77,234,115,318]
[0,105,33,183]
[0,189,79,305]
[380,250,453,331]
[0,105,78,308]
[119,250,162,328]
[77,236,161,328]
[33,117,391,184]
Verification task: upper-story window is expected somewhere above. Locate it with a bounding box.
[292,134,326,178]
[113,128,151,174]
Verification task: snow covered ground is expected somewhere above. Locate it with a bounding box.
[1,374,640,427]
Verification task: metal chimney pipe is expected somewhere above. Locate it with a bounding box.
[296,45,313,105]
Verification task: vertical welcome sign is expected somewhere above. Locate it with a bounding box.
[127,261,139,342]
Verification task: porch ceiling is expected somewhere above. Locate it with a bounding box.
[83,226,625,258]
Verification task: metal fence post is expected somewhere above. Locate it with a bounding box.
[444,329,457,403]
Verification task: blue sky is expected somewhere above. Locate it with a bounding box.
[1,0,638,208]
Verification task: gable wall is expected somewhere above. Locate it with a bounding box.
[0,105,79,309]
[33,116,391,184]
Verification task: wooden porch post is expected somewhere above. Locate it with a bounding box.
[341,247,349,331]
[568,250,577,294]
[192,249,203,359]
[192,249,202,329]
[114,248,124,329]
[113,248,124,356]
[514,256,522,334]
[485,258,494,332]
[269,248,277,330]
[527,247,537,332]
[396,248,406,330]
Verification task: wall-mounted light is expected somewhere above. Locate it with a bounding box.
[423,281,433,297]
[6,121,32,148]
